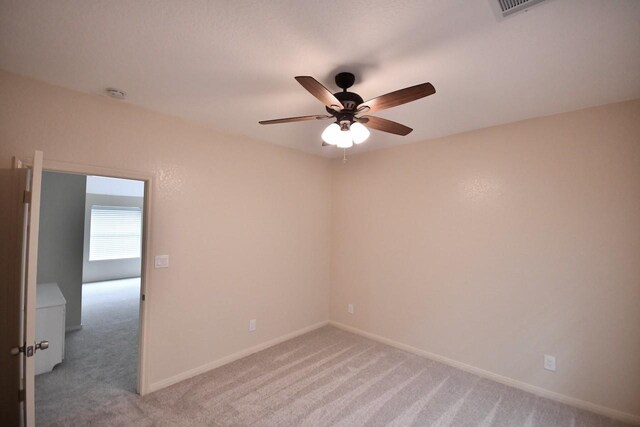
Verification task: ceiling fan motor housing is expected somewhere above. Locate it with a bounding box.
[326,91,364,116]
[325,72,364,118]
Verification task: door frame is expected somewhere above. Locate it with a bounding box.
[38,159,154,396]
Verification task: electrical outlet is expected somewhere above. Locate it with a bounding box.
[348,304,354,314]
[544,354,556,372]
[249,319,256,332]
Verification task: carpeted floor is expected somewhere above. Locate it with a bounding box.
[36,280,633,426]
[35,278,141,426]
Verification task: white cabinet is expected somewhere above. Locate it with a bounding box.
[35,283,66,375]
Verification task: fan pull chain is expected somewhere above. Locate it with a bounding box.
[343,148,348,163]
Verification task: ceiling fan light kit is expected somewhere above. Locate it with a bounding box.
[259,72,436,150]
[321,121,370,148]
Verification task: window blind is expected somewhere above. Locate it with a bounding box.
[89,206,142,261]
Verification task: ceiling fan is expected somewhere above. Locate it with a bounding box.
[259,72,436,148]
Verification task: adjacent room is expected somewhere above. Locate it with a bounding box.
[34,173,145,420]
[1,1,639,426]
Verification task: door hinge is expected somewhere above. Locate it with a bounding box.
[23,190,31,204]
[141,294,146,302]
[18,389,25,402]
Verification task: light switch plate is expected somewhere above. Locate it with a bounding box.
[249,319,256,332]
[154,255,169,269]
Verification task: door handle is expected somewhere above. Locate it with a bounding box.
[10,340,49,357]
[10,346,24,356]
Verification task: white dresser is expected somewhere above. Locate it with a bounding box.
[35,283,66,375]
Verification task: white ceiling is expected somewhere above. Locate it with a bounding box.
[1,0,639,158]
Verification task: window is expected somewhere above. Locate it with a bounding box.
[89,206,142,261]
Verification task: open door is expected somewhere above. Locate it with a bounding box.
[0,151,43,426]
[0,160,29,426]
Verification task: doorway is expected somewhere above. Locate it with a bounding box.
[33,168,150,425]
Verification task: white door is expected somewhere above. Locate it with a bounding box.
[0,160,29,425]
[1,151,44,426]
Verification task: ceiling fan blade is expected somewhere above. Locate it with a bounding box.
[259,115,332,125]
[295,76,345,111]
[357,115,413,136]
[358,82,435,113]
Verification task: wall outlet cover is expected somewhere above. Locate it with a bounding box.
[249,319,256,332]
[544,354,556,371]
[348,303,354,314]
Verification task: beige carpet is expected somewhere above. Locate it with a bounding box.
[36,308,632,426]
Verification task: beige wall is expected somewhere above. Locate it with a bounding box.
[2,69,639,418]
[0,70,331,388]
[330,100,640,417]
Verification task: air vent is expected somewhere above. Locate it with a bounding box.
[497,0,546,17]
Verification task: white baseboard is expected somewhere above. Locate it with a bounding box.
[147,320,329,394]
[329,321,640,426]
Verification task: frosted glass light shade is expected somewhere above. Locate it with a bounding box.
[322,122,365,148]
[351,122,370,144]
[336,130,353,148]
[321,123,340,145]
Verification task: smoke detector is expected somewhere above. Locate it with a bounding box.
[105,88,126,99]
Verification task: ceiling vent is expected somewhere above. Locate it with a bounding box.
[495,0,546,18]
